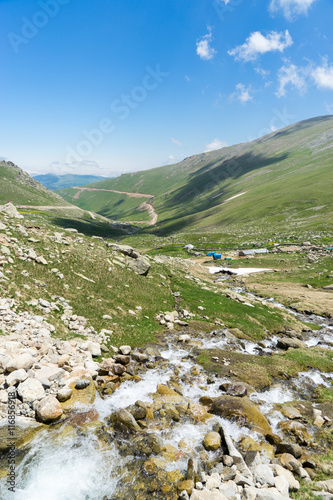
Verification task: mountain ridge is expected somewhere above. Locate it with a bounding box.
[57,115,333,234]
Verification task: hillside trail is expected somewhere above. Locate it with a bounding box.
[72,187,158,225]
[73,187,153,199]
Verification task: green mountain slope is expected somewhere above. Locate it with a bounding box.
[33,174,106,191]
[0,161,72,206]
[57,116,333,234]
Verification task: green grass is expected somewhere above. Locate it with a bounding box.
[0,162,70,206]
[196,347,333,390]
[57,188,151,221]
[169,270,301,341]
[57,116,333,237]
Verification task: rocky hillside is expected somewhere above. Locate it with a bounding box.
[0,203,332,498]
[0,161,72,206]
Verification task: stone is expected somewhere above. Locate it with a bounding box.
[270,464,300,491]
[112,363,126,375]
[6,353,35,372]
[1,202,23,219]
[222,455,234,467]
[36,256,48,265]
[242,487,257,500]
[278,421,313,446]
[315,481,333,494]
[255,488,289,500]
[219,480,238,498]
[17,378,45,403]
[57,387,72,402]
[6,369,28,386]
[128,256,150,275]
[178,480,195,495]
[203,432,221,451]
[0,418,46,451]
[36,396,63,423]
[187,458,198,481]
[220,382,248,397]
[34,366,65,382]
[85,341,101,357]
[99,358,115,374]
[0,353,12,373]
[274,476,289,497]
[276,442,302,459]
[253,465,275,487]
[114,354,130,365]
[75,378,91,390]
[206,472,222,490]
[119,345,131,355]
[280,406,302,420]
[190,490,227,500]
[245,451,262,470]
[154,384,183,404]
[110,408,141,431]
[210,396,272,433]
[276,337,306,350]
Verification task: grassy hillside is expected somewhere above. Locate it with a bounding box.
[33,174,106,190]
[0,161,71,206]
[57,116,333,235]
[58,188,150,221]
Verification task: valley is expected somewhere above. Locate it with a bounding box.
[0,116,332,500]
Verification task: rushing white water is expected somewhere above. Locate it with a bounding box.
[95,367,173,419]
[1,280,331,499]
[0,429,120,500]
[293,370,333,388]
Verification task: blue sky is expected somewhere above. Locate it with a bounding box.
[1,0,333,177]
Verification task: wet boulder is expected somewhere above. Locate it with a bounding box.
[276,337,306,350]
[153,384,183,404]
[209,396,272,433]
[203,432,221,451]
[219,382,248,397]
[36,395,63,423]
[109,408,141,431]
[278,420,313,445]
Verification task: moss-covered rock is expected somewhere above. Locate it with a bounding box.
[209,396,272,433]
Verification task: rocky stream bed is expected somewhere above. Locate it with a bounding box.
[0,279,332,500]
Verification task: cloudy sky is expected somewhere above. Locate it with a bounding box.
[0,0,332,177]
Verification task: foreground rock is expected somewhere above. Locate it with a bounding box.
[36,396,63,423]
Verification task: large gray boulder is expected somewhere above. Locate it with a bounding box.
[0,202,23,219]
[253,465,275,487]
[18,378,45,403]
[128,256,150,276]
[6,353,35,372]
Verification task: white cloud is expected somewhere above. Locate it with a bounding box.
[325,103,333,114]
[269,0,317,20]
[276,63,307,97]
[185,75,191,82]
[205,139,228,153]
[28,160,112,177]
[230,83,253,104]
[196,28,217,61]
[228,30,293,62]
[255,67,270,79]
[312,62,333,90]
[171,137,182,147]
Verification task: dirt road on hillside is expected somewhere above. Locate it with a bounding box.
[73,187,153,200]
[72,187,158,225]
